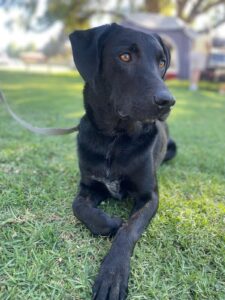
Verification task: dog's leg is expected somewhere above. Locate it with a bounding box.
[73,183,123,237]
[163,138,177,162]
[92,178,159,300]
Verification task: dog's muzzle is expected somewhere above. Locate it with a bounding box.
[153,91,176,108]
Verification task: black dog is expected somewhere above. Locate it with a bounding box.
[69,23,176,300]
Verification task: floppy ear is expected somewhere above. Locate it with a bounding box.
[153,34,171,78]
[69,25,111,82]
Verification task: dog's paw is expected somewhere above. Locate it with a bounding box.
[91,216,123,237]
[92,254,130,300]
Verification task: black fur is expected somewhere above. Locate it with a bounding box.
[69,23,177,300]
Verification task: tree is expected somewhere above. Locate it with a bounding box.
[143,0,174,15]
[6,42,36,58]
[140,0,225,31]
[0,0,91,32]
[145,0,160,13]
[175,0,225,28]
[1,0,225,35]
[6,43,21,58]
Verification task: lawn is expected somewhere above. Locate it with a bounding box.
[0,70,224,300]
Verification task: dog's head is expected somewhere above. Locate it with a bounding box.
[69,23,175,123]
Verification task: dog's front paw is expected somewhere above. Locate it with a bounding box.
[90,215,124,237]
[92,254,130,300]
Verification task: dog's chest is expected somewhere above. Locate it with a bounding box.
[78,120,155,199]
[91,135,123,199]
[92,175,122,199]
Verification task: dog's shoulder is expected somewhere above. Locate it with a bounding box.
[78,115,112,158]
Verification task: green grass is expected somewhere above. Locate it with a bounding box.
[0,70,224,300]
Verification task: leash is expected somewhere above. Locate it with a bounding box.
[0,90,79,136]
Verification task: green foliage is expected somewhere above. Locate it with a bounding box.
[143,0,174,15]
[41,0,91,32]
[6,43,21,58]
[1,0,91,32]
[0,71,225,299]
[6,42,36,58]
[1,0,225,32]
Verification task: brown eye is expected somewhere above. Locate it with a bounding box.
[119,53,131,62]
[159,59,166,68]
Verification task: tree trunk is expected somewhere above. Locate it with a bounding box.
[145,0,160,13]
[176,0,188,19]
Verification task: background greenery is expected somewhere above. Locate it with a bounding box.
[0,71,224,299]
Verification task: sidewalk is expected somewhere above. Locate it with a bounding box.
[0,63,72,74]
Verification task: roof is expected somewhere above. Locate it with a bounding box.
[122,13,195,38]
[124,13,185,30]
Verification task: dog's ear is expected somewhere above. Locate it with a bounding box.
[153,34,171,78]
[69,25,111,82]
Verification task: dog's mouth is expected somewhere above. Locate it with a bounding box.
[118,107,172,123]
[158,108,171,121]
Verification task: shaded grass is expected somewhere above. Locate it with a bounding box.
[0,71,225,299]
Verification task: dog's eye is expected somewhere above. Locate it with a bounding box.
[159,59,166,69]
[119,53,132,62]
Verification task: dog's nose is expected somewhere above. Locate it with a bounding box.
[153,91,175,108]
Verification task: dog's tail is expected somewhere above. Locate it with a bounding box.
[163,138,177,163]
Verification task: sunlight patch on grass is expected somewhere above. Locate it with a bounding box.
[65,111,84,118]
